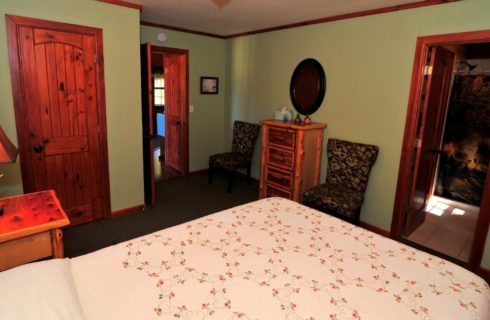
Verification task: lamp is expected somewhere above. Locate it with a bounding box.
[0,126,18,215]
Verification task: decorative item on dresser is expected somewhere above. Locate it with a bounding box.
[0,190,69,271]
[259,119,326,201]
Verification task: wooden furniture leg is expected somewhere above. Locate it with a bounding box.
[50,229,64,258]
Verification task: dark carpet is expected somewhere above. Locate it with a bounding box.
[63,172,259,258]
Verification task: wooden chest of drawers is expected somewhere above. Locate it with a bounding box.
[259,120,326,202]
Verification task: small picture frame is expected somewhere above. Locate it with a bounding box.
[200,76,219,94]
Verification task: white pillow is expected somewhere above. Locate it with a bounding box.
[0,259,87,320]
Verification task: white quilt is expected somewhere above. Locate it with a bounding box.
[70,197,490,320]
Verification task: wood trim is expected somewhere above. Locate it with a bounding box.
[112,204,146,218]
[141,21,227,40]
[470,160,490,270]
[359,221,390,238]
[94,26,112,220]
[6,15,103,35]
[477,267,490,283]
[189,168,209,176]
[96,0,142,11]
[227,0,458,39]
[141,1,458,39]
[182,50,190,176]
[5,16,33,192]
[158,45,190,176]
[151,45,190,176]
[5,15,112,220]
[391,29,490,273]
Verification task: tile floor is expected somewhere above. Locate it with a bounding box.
[405,196,479,262]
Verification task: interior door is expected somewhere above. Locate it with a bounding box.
[6,16,110,225]
[406,46,455,235]
[164,53,186,173]
[141,43,156,205]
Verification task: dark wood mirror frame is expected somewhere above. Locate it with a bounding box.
[289,58,326,116]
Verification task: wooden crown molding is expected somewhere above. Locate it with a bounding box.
[141,0,458,39]
[141,21,227,39]
[97,0,142,11]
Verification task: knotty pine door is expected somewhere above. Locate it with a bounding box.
[6,15,111,225]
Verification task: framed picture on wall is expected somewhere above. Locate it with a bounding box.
[200,77,219,94]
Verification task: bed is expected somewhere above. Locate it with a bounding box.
[1,197,489,319]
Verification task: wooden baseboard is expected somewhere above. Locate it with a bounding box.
[112,204,146,218]
[477,266,490,283]
[359,221,390,238]
[188,168,208,175]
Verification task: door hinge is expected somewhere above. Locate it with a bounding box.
[98,124,101,133]
[94,54,97,64]
[423,65,433,76]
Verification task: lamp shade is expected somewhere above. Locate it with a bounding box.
[0,126,18,164]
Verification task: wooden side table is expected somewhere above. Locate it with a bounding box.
[0,190,70,271]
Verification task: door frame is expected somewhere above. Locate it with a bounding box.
[391,29,490,271]
[141,44,189,205]
[404,46,455,236]
[151,45,189,176]
[6,15,112,219]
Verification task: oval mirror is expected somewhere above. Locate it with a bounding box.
[289,58,326,116]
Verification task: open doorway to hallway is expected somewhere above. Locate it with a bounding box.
[141,43,189,205]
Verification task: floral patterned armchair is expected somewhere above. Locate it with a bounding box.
[302,138,379,225]
[209,121,260,193]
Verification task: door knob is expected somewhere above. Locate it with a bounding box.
[176,120,182,125]
[33,145,44,153]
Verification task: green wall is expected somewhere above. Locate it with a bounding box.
[0,0,144,211]
[140,26,228,171]
[226,0,490,268]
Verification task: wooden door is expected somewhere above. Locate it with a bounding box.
[405,46,455,235]
[141,43,156,205]
[6,15,110,225]
[164,53,187,174]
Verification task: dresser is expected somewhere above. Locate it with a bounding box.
[259,120,327,202]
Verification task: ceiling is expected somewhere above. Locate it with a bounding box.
[132,0,434,37]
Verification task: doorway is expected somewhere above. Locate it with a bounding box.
[6,15,111,225]
[391,30,490,272]
[141,44,189,205]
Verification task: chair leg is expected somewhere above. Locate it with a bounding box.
[208,160,213,184]
[227,170,235,193]
[246,165,251,185]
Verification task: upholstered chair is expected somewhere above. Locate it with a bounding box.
[208,121,260,193]
[302,138,379,225]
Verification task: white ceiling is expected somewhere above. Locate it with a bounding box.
[133,0,429,37]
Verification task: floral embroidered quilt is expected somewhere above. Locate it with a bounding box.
[71,197,490,320]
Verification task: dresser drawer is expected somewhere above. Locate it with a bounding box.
[266,166,293,190]
[268,127,295,149]
[265,184,291,199]
[268,147,294,170]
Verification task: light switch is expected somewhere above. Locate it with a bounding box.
[190,105,194,113]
